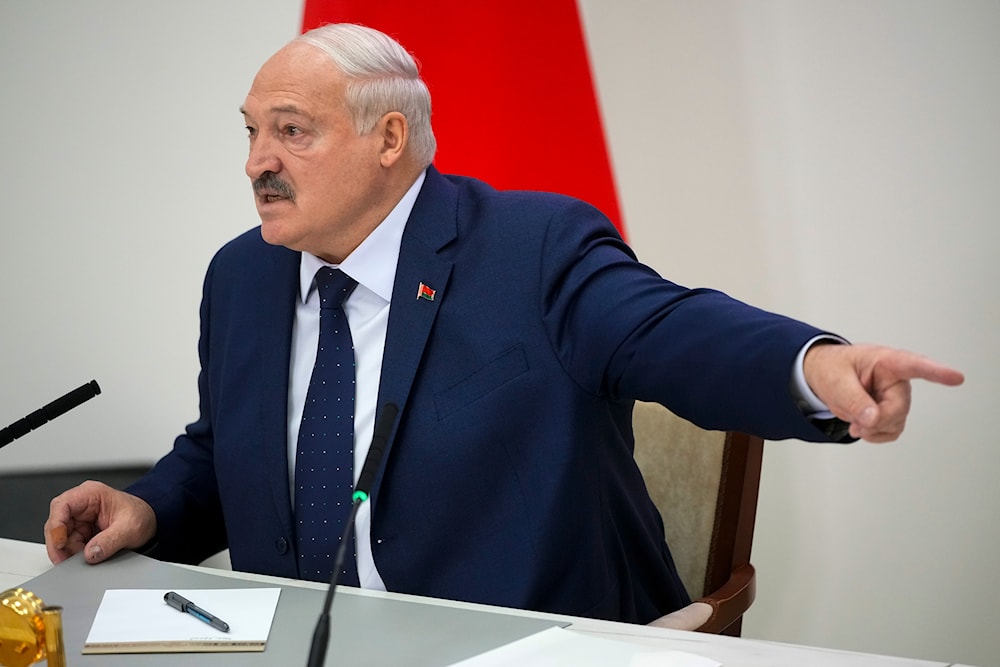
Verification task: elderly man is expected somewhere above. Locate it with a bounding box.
[45,24,962,624]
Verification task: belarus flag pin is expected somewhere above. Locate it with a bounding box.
[416,282,436,301]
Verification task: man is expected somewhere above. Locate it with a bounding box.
[45,24,963,624]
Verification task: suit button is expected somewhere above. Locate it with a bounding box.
[275,537,289,554]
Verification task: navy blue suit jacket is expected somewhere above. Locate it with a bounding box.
[129,167,833,623]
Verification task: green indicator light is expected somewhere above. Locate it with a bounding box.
[352,490,369,503]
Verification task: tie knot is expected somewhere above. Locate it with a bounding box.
[314,267,357,308]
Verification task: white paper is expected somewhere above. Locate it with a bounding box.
[85,588,281,648]
[448,627,722,667]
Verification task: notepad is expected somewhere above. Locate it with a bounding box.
[83,588,281,654]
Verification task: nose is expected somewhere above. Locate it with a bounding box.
[245,133,282,180]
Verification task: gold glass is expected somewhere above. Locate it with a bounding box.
[0,588,66,667]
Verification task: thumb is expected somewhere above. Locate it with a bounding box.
[804,343,879,428]
[847,403,880,439]
[84,528,125,564]
[821,362,880,429]
[852,403,879,430]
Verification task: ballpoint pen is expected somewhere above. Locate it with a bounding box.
[163,591,231,632]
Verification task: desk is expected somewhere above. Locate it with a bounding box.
[1,538,960,667]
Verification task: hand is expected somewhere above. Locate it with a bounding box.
[44,480,157,565]
[803,343,964,443]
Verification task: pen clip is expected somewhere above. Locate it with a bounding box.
[163,591,189,612]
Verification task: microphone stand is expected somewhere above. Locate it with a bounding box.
[306,500,363,667]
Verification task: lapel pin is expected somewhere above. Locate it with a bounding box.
[416,282,436,301]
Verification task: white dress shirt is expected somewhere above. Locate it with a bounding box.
[287,170,425,590]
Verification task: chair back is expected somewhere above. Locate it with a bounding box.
[631,400,764,635]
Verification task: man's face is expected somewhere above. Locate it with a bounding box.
[241,42,386,263]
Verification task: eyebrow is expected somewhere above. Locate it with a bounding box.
[239,104,314,119]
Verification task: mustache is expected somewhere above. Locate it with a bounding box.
[252,172,295,201]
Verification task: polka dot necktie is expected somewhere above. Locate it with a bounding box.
[294,267,359,585]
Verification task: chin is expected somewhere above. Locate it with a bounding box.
[259,219,295,248]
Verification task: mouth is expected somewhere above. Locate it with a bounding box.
[259,192,288,204]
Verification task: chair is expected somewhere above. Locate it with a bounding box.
[631,400,764,636]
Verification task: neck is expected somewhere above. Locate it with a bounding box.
[315,164,423,264]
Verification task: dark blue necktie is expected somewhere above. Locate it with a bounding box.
[295,267,359,585]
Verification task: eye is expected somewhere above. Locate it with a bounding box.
[245,126,257,139]
[284,124,302,136]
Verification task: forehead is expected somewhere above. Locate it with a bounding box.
[243,42,346,118]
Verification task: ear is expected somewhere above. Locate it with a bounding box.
[378,111,408,167]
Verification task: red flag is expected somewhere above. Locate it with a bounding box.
[301,0,625,238]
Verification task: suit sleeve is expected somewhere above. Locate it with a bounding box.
[538,198,838,441]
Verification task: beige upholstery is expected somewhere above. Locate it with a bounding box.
[632,400,764,636]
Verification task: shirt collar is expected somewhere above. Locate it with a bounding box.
[298,169,427,303]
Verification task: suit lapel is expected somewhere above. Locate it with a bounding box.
[372,168,457,497]
[377,242,452,411]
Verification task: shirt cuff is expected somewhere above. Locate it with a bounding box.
[791,334,849,419]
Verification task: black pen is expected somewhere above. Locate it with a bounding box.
[164,591,231,632]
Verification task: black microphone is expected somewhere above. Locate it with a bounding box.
[306,402,399,667]
[0,380,102,449]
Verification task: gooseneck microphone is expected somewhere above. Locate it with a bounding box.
[0,380,102,449]
[306,402,399,667]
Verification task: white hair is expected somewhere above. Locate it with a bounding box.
[295,24,437,168]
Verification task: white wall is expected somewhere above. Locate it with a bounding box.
[2,2,997,665]
[579,2,999,665]
[0,2,297,469]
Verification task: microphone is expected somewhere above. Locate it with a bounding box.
[306,402,399,667]
[0,380,102,449]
